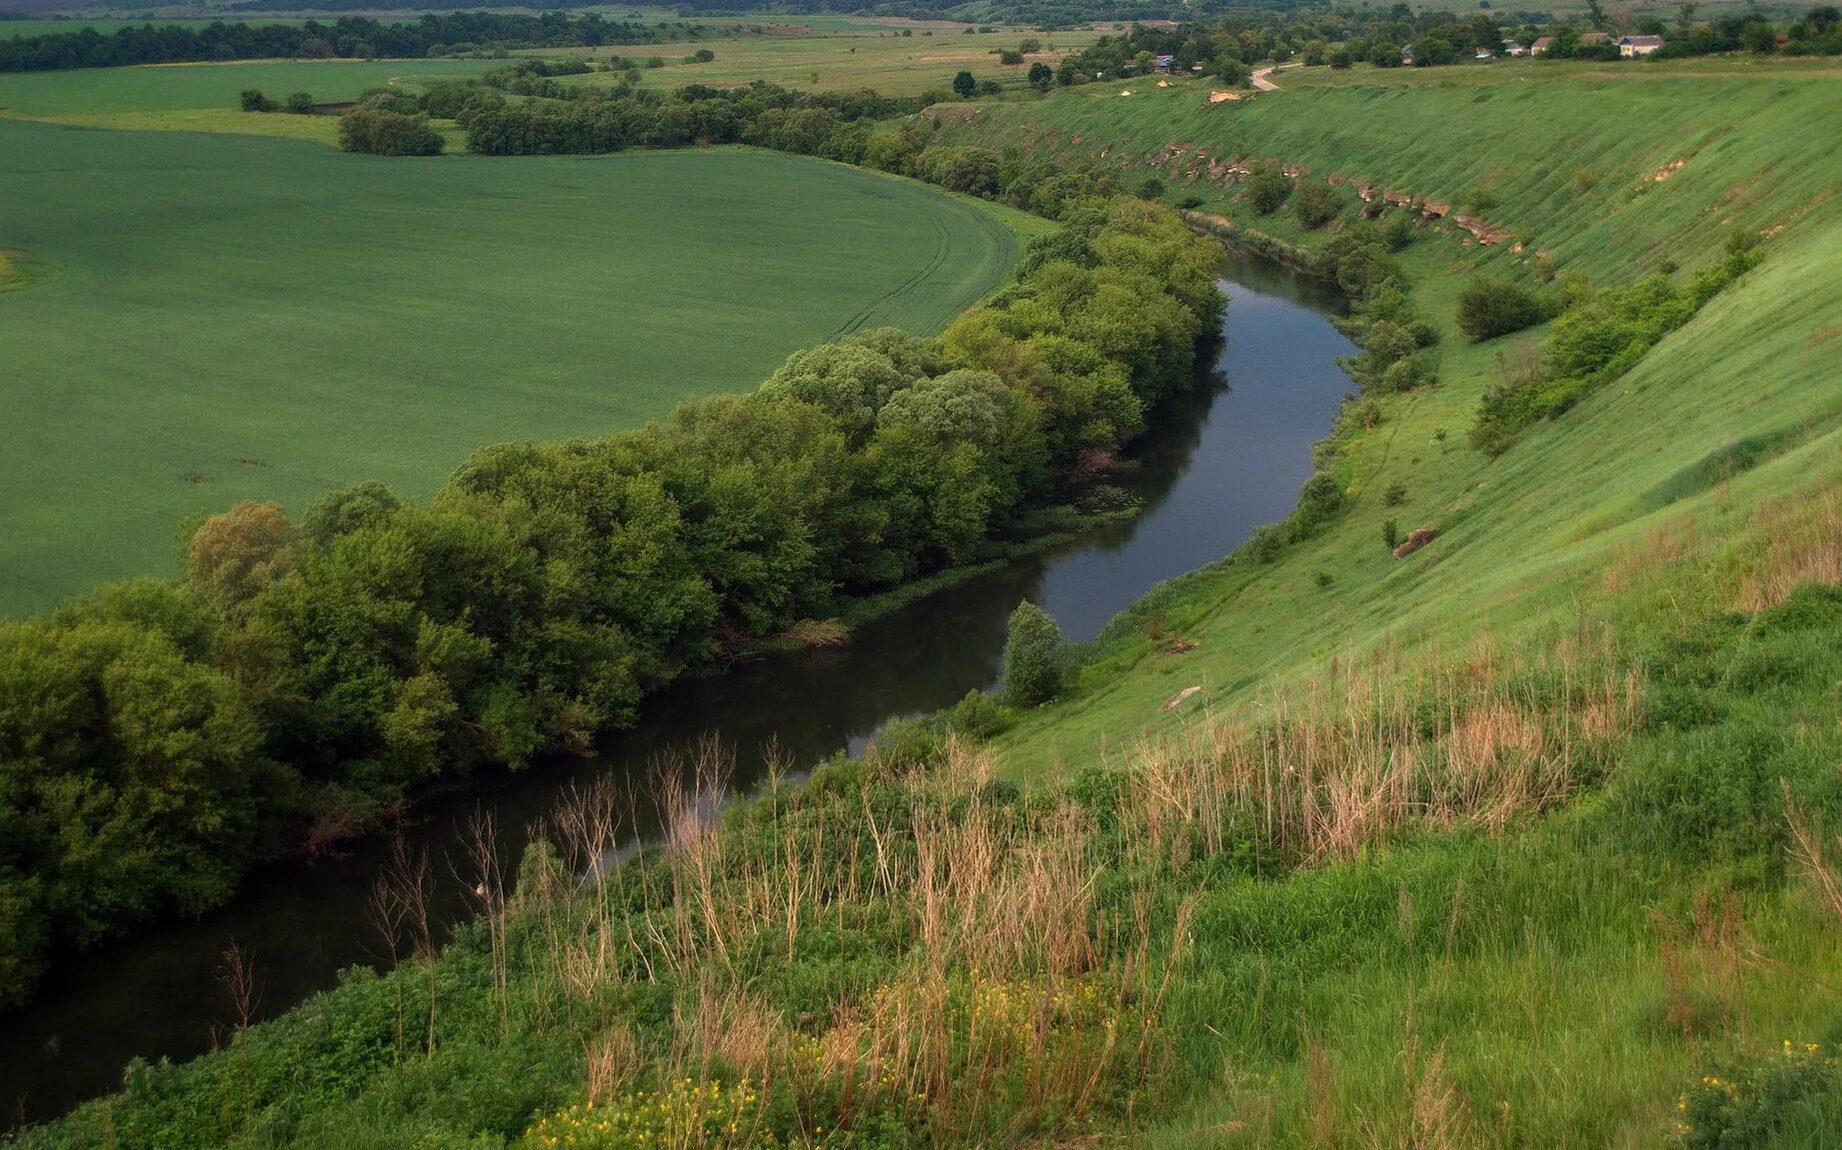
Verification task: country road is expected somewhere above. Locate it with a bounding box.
[1251,62,1304,91]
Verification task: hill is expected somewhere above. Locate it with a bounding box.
[17,55,1842,1149]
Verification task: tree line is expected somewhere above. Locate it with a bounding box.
[0,12,703,72]
[1057,4,1841,82]
[0,193,1222,1009]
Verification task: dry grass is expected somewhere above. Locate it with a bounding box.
[1117,637,1638,868]
[1734,487,1842,612]
[779,618,851,648]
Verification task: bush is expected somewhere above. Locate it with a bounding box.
[1001,600,1066,707]
[1456,278,1546,341]
[1292,179,1342,229]
[1382,518,1399,550]
[238,88,276,112]
[1244,165,1290,215]
[1287,471,1346,540]
[338,108,445,156]
[1330,48,1354,68]
[282,91,315,115]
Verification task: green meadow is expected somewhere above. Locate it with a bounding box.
[0,57,493,116]
[0,122,1037,614]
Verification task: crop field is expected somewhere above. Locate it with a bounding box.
[0,56,493,116]
[564,25,1100,97]
[0,121,1039,614]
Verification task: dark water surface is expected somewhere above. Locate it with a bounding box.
[0,255,1355,1130]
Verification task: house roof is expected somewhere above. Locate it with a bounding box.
[1532,36,1555,47]
[1620,34,1665,45]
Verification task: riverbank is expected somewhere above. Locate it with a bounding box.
[0,257,1351,1134]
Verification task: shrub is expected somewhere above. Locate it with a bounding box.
[338,108,445,156]
[238,88,276,112]
[1287,472,1346,540]
[1456,278,1546,341]
[999,48,1024,64]
[1244,165,1291,215]
[1001,600,1067,707]
[1382,518,1399,550]
[1675,1043,1842,1148]
[1383,482,1407,506]
[1137,176,1165,200]
[1330,48,1353,68]
[283,91,316,114]
[1245,523,1286,563]
[1292,179,1342,229]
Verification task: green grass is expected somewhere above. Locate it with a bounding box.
[562,27,1098,97]
[15,52,1842,1150]
[0,57,493,116]
[0,122,1042,615]
[932,58,1842,777]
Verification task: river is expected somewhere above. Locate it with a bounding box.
[0,254,1355,1131]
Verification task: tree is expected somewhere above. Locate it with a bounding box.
[1292,179,1343,229]
[1244,165,1291,214]
[186,500,299,611]
[238,88,275,112]
[339,108,445,156]
[1456,278,1547,340]
[1028,61,1054,89]
[1001,600,1065,706]
[1740,20,1778,52]
[999,49,1024,64]
[952,69,976,98]
[283,91,316,114]
[1330,48,1354,68]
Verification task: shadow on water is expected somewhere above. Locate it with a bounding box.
[0,253,1357,1131]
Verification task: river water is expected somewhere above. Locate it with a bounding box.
[0,255,1355,1130]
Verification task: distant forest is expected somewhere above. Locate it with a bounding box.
[0,12,704,71]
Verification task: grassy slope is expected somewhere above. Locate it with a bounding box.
[0,123,1042,614]
[16,56,1842,1150]
[918,58,1842,1144]
[933,58,1842,775]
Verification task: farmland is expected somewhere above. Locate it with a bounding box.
[0,121,1038,613]
[565,24,1099,96]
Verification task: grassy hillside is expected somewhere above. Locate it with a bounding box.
[17,58,1842,1149]
[0,124,1039,613]
[934,58,1842,775]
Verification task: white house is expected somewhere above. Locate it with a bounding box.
[1620,34,1665,57]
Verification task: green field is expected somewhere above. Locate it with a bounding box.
[0,122,1038,614]
[563,26,1098,97]
[0,57,493,115]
